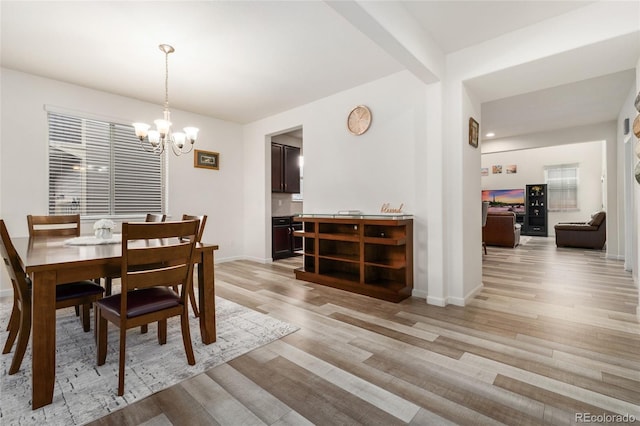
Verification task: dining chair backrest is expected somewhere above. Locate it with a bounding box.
[120,220,199,308]
[0,220,30,305]
[182,214,207,242]
[27,214,81,237]
[145,213,167,223]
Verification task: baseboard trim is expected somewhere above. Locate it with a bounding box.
[465,283,484,304]
[411,289,428,300]
[606,254,624,261]
[426,295,446,306]
[443,283,484,307]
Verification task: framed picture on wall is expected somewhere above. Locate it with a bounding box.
[194,150,219,170]
[469,117,479,148]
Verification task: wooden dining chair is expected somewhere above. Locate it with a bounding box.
[95,220,199,396]
[1,220,104,374]
[181,214,208,317]
[101,213,166,298]
[27,214,81,237]
[27,214,99,316]
[145,213,167,222]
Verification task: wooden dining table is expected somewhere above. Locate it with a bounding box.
[12,235,219,410]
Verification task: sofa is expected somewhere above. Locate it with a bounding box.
[554,211,606,249]
[483,212,521,248]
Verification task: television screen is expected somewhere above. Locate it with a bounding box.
[482,189,525,214]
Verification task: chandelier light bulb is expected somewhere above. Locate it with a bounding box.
[183,127,199,143]
[173,132,186,148]
[148,130,161,146]
[133,123,150,140]
[154,119,171,137]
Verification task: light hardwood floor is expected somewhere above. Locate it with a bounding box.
[89,237,639,425]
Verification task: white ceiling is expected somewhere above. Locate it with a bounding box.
[1,1,637,142]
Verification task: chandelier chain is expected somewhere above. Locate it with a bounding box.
[164,49,170,111]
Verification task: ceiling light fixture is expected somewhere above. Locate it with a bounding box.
[132,44,199,156]
[485,132,495,138]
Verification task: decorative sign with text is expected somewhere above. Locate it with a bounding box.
[380,203,404,214]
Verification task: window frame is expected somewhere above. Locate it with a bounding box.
[46,107,167,220]
[544,163,579,212]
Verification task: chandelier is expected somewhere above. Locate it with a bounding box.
[132,44,199,156]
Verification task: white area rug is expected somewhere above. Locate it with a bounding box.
[0,297,298,425]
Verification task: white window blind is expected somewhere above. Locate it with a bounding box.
[544,163,579,212]
[48,112,164,217]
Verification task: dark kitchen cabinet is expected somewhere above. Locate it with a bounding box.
[272,216,303,260]
[271,143,300,193]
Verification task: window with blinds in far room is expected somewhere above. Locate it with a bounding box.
[544,163,579,212]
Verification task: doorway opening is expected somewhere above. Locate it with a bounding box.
[269,127,303,262]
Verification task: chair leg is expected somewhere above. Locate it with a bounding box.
[8,301,31,375]
[2,300,19,354]
[104,277,112,296]
[483,242,487,255]
[158,319,167,345]
[5,294,18,332]
[96,306,108,366]
[189,285,199,318]
[81,303,91,332]
[180,312,196,366]
[75,305,80,317]
[118,327,127,396]
[141,324,148,334]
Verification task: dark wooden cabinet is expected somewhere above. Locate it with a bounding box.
[524,184,548,236]
[272,216,302,260]
[293,216,413,302]
[271,143,300,193]
[271,145,283,192]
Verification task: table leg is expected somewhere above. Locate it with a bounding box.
[198,249,216,344]
[31,270,57,409]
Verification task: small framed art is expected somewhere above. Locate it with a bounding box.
[469,117,479,148]
[194,150,219,170]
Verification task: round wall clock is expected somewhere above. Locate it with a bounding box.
[347,105,372,135]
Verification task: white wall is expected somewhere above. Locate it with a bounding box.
[242,71,429,295]
[635,58,640,300]
[618,89,636,270]
[0,68,245,293]
[482,141,605,237]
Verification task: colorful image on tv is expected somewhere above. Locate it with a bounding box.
[482,189,525,213]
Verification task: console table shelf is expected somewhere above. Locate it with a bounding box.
[293,216,413,302]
